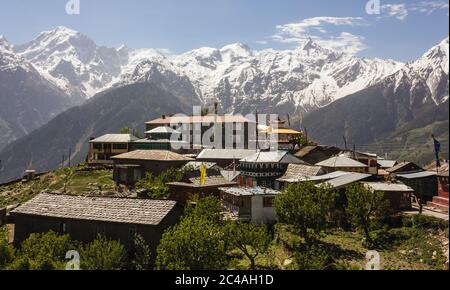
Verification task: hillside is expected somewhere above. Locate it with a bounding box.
[302,38,449,164]
[0,82,199,183]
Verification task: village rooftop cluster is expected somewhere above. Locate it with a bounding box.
[1,109,449,269]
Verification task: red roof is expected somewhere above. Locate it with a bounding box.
[146,115,255,125]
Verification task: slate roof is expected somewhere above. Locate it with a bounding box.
[386,162,423,173]
[90,134,138,143]
[279,164,324,180]
[112,150,194,161]
[295,145,341,158]
[378,160,398,169]
[11,193,177,226]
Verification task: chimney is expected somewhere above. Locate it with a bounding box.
[162,115,166,120]
[214,103,219,115]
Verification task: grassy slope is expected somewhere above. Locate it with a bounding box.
[228,224,448,270]
[0,166,114,208]
[372,120,449,166]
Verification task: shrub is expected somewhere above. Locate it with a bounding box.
[80,235,126,270]
[156,216,227,270]
[10,231,74,270]
[295,243,335,270]
[0,228,15,269]
[411,215,449,232]
[274,182,336,243]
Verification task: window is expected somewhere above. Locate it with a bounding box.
[263,197,274,208]
[93,143,103,150]
[113,143,128,150]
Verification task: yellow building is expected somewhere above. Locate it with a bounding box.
[261,119,303,150]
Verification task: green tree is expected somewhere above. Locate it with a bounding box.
[185,196,224,224]
[9,231,73,270]
[345,184,389,247]
[0,228,15,269]
[136,169,185,199]
[274,182,336,243]
[225,221,272,270]
[119,126,132,134]
[156,216,227,270]
[80,235,126,270]
[131,234,152,270]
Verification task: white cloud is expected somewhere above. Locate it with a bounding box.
[410,1,449,15]
[380,1,449,20]
[381,4,409,20]
[315,32,368,55]
[270,16,368,55]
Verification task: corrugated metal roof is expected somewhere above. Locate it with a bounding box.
[396,171,437,179]
[90,134,138,143]
[219,187,280,196]
[363,182,413,192]
[11,193,177,226]
[112,150,194,161]
[320,173,371,189]
[316,156,368,168]
[197,149,257,160]
[241,151,307,164]
[145,126,180,134]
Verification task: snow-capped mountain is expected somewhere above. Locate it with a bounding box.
[166,39,403,113]
[303,37,449,153]
[0,35,74,150]
[12,27,403,114]
[392,37,449,105]
[14,26,128,99]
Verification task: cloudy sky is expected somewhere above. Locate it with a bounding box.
[0,0,448,61]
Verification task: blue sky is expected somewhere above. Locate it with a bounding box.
[0,0,448,61]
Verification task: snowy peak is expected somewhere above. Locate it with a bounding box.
[220,43,253,60]
[390,37,449,105]
[415,37,449,73]
[14,26,125,98]
[0,35,12,52]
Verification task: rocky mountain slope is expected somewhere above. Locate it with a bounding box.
[0,35,75,150]
[303,37,449,164]
[14,27,403,114]
[0,82,200,183]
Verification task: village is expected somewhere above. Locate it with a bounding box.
[0,108,449,270]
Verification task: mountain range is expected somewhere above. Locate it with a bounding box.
[0,26,448,182]
[11,26,403,113]
[0,35,76,150]
[303,37,449,163]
